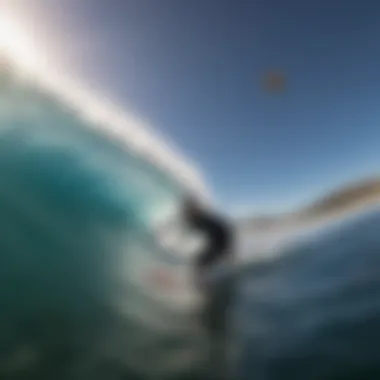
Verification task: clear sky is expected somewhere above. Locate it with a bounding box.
[5,0,380,215]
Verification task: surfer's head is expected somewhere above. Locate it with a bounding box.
[183,195,203,217]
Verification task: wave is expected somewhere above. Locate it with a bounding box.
[6,52,380,380]
[0,61,208,378]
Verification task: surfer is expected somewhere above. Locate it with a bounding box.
[183,196,234,336]
[183,196,235,378]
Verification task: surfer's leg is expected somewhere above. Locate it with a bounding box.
[200,280,232,379]
[211,275,237,379]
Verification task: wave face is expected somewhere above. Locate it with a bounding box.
[3,65,380,380]
[0,66,206,379]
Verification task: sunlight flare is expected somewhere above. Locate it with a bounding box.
[0,13,41,71]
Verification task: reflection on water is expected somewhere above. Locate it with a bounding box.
[236,208,380,380]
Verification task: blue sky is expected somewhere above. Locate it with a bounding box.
[8,0,380,214]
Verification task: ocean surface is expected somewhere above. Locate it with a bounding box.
[2,65,380,380]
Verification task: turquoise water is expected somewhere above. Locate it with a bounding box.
[2,65,380,380]
[0,66,201,378]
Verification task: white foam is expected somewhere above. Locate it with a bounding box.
[0,19,211,204]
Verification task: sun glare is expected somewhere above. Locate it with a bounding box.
[0,14,41,72]
[0,11,210,202]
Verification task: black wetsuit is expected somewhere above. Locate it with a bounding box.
[188,211,232,270]
[187,210,233,336]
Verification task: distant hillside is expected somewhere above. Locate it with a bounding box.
[241,177,380,229]
[302,178,380,218]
